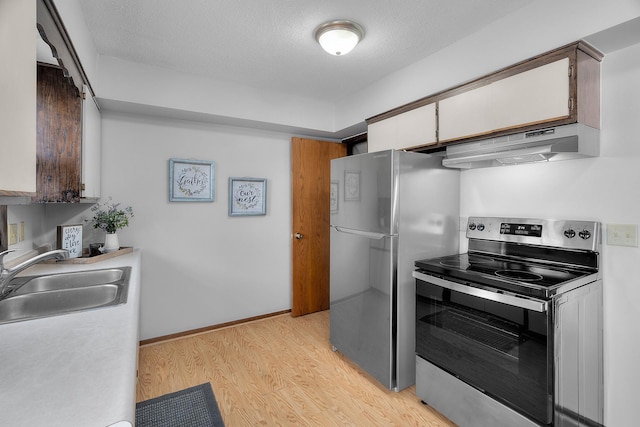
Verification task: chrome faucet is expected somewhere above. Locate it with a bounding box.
[0,249,69,299]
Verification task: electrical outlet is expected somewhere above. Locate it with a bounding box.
[607,224,638,247]
[19,221,24,242]
[8,223,18,245]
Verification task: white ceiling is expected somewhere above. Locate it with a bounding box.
[77,0,534,103]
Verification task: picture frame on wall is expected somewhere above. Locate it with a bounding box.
[169,158,215,202]
[228,177,267,216]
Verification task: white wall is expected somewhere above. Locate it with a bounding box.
[336,0,640,130]
[459,41,640,427]
[99,113,293,340]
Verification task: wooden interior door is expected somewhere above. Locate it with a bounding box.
[291,137,347,317]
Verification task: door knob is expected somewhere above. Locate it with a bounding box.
[295,233,304,240]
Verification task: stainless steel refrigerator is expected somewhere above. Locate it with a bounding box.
[330,149,459,391]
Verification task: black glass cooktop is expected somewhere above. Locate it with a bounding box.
[415,253,592,299]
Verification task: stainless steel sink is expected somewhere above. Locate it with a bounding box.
[0,267,130,324]
[12,268,126,295]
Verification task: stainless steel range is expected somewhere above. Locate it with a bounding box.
[413,217,603,427]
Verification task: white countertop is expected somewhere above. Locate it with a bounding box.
[0,250,141,427]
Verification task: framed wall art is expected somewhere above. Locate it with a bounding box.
[169,158,214,202]
[228,177,267,216]
[344,171,360,201]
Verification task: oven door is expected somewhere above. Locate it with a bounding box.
[414,271,553,425]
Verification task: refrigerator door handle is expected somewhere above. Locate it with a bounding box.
[331,226,390,240]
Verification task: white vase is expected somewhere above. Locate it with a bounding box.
[103,233,120,253]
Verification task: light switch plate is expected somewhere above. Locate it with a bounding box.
[8,223,18,246]
[19,221,24,242]
[607,223,638,247]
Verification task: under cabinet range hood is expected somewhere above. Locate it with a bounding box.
[442,123,599,169]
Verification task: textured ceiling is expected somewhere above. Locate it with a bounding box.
[78,0,534,103]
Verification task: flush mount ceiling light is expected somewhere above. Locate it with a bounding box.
[314,20,364,56]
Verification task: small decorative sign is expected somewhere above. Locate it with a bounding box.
[169,158,215,202]
[57,224,83,258]
[228,177,267,216]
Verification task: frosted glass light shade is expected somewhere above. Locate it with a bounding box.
[314,20,364,56]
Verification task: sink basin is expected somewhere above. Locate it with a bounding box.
[12,268,126,295]
[0,267,130,325]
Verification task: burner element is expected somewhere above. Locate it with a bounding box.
[495,270,544,282]
[439,255,495,268]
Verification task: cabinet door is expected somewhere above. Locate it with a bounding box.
[368,103,437,153]
[439,58,570,142]
[397,103,437,148]
[367,117,397,153]
[34,65,82,203]
[0,0,36,195]
[82,87,101,199]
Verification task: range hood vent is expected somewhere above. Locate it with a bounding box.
[442,123,599,169]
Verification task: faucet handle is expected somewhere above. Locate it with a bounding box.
[0,249,18,270]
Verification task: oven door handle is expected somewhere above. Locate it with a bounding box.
[413,271,548,313]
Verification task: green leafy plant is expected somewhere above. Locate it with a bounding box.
[87,197,134,234]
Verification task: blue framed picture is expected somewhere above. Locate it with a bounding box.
[169,158,214,202]
[228,177,267,216]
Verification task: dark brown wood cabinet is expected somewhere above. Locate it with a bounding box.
[33,64,82,203]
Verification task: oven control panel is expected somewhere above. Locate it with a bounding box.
[467,217,600,251]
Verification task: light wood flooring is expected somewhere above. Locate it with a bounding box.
[136,310,456,426]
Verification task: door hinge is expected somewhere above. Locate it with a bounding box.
[568,65,574,78]
[568,97,575,111]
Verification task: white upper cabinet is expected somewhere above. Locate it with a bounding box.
[368,103,437,153]
[82,86,101,199]
[439,58,571,142]
[397,103,437,148]
[368,116,397,153]
[0,0,37,196]
[365,42,601,153]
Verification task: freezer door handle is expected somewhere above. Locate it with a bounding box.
[331,226,389,240]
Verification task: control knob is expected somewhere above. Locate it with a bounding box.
[579,229,592,240]
[477,223,485,231]
[564,228,576,238]
[468,223,476,231]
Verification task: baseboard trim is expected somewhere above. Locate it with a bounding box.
[139,309,292,346]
